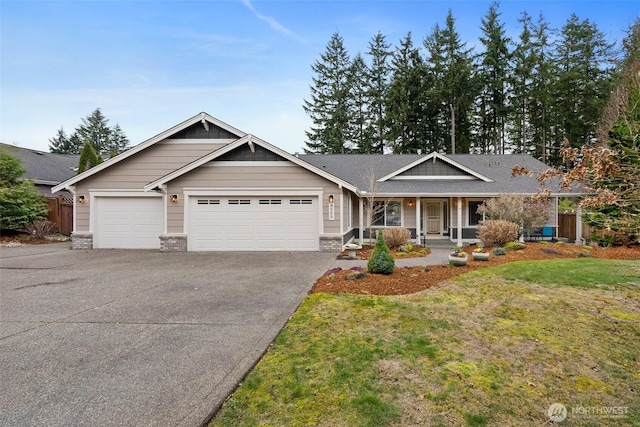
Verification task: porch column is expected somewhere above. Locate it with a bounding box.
[359,197,364,243]
[575,205,583,245]
[415,197,421,245]
[456,196,463,247]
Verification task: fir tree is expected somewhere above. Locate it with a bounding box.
[554,14,616,151]
[77,141,103,174]
[363,32,391,153]
[476,2,511,154]
[303,33,352,153]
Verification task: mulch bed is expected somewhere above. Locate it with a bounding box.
[311,243,640,296]
[338,244,430,260]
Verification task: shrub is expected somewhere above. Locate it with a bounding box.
[477,220,520,247]
[382,227,411,249]
[493,247,507,256]
[504,242,526,251]
[367,232,395,274]
[24,220,57,238]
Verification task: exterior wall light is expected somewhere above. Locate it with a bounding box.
[78,195,86,203]
[328,194,334,203]
[171,194,179,203]
[408,200,414,207]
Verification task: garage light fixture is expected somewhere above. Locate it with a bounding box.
[171,194,179,203]
[78,195,86,203]
[328,194,334,203]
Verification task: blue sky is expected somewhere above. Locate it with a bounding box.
[1,0,638,154]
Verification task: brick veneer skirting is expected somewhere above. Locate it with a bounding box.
[71,232,93,250]
[160,234,187,252]
[319,236,342,253]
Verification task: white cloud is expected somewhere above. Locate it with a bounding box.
[239,0,306,44]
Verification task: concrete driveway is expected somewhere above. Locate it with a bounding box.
[0,243,335,426]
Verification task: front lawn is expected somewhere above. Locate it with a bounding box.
[210,259,639,426]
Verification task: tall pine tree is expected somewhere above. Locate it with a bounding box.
[476,2,511,154]
[363,32,391,153]
[303,33,352,153]
[554,14,617,150]
[385,32,428,153]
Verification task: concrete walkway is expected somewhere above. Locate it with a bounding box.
[333,246,453,269]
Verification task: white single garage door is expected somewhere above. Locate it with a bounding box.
[94,197,163,249]
[189,196,319,251]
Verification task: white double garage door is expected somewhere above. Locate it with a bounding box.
[94,195,319,251]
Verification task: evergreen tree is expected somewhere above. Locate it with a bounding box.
[476,2,511,154]
[303,33,352,153]
[48,109,130,155]
[348,53,373,153]
[0,149,48,230]
[509,12,537,155]
[109,124,130,157]
[553,14,617,150]
[77,141,103,174]
[385,32,428,153]
[76,108,112,156]
[530,13,556,163]
[426,11,476,154]
[49,127,82,154]
[363,32,392,153]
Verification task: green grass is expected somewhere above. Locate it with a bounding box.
[210,259,640,427]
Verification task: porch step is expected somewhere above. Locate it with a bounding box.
[422,239,454,248]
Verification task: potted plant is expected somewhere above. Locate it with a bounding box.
[472,244,490,261]
[448,247,468,266]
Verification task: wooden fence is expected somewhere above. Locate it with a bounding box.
[557,213,614,243]
[46,196,73,236]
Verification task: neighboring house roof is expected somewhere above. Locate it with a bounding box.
[299,153,573,197]
[0,142,79,186]
[144,134,359,193]
[52,112,246,193]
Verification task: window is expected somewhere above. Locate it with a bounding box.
[468,200,484,226]
[372,201,401,227]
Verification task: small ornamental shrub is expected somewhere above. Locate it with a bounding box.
[477,220,520,247]
[493,247,507,256]
[504,242,526,251]
[397,243,414,253]
[367,233,395,274]
[382,227,411,249]
[345,271,367,280]
[24,219,57,238]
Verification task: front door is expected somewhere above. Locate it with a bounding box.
[424,202,441,235]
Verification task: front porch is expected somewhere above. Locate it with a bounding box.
[356,196,482,247]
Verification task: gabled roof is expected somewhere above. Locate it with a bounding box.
[0,143,79,185]
[144,134,359,193]
[378,152,493,182]
[52,112,246,193]
[299,153,575,196]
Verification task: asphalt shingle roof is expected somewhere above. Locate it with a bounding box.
[298,153,568,196]
[0,143,79,185]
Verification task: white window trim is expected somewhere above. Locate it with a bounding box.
[372,200,403,227]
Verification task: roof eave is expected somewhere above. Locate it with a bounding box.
[52,112,247,194]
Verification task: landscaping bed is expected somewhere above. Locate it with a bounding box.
[338,243,430,260]
[312,242,640,295]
